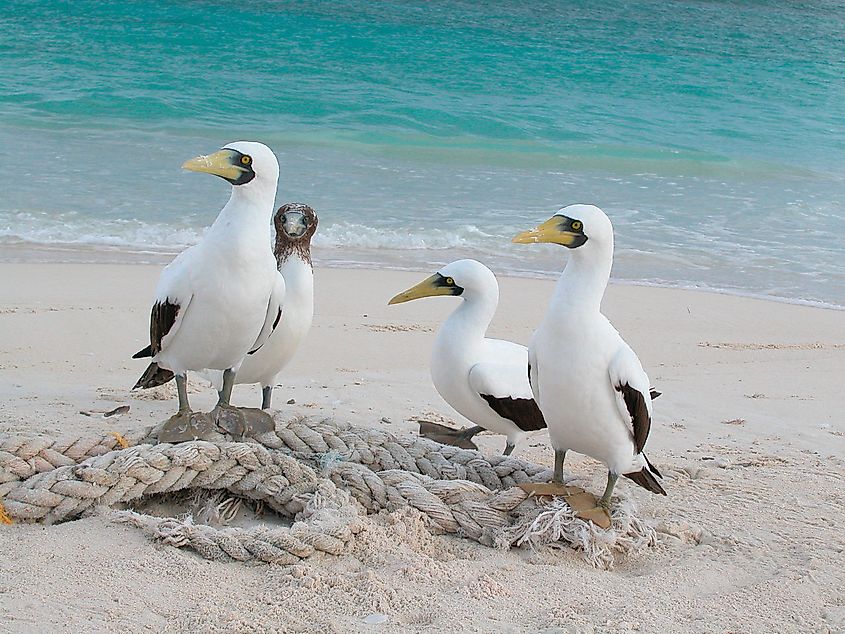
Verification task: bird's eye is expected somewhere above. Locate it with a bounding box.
[571,220,582,231]
[241,155,252,166]
[446,277,454,285]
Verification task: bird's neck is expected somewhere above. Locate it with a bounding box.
[207,184,276,250]
[439,290,497,350]
[276,236,312,267]
[551,243,613,316]
[278,253,314,304]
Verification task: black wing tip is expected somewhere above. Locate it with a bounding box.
[643,453,662,479]
[132,362,174,390]
[624,461,666,496]
[132,345,153,359]
[479,394,547,432]
[649,389,662,400]
[618,382,650,455]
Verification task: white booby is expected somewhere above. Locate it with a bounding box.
[512,204,665,520]
[133,141,285,441]
[388,259,546,455]
[205,203,317,409]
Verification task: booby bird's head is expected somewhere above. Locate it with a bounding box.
[512,204,612,251]
[275,203,318,241]
[182,141,279,191]
[274,203,318,265]
[388,259,497,305]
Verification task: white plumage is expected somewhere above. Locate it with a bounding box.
[389,259,545,455]
[133,141,284,431]
[206,203,317,409]
[514,204,665,506]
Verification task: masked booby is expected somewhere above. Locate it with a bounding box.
[512,204,665,523]
[204,203,317,409]
[132,141,285,441]
[388,259,546,455]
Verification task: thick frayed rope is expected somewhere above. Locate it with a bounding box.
[111,481,366,564]
[0,427,153,497]
[496,497,657,570]
[0,417,658,568]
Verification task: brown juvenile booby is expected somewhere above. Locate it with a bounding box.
[204,203,317,409]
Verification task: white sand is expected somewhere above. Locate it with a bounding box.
[1,261,843,633]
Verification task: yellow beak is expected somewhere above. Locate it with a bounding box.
[388,274,455,305]
[512,216,582,246]
[182,149,247,181]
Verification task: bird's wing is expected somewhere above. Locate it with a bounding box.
[248,271,286,355]
[608,343,653,454]
[469,351,546,432]
[133,249,195,359]
[527,341,540,404]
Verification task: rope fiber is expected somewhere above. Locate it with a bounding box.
[0,416,656,569]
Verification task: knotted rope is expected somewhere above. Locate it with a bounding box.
[0,417,656,569]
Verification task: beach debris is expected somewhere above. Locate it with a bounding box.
[287,398,296,405]
[363,614,389,625]
[79,405,131,418]
[0,416,657,570]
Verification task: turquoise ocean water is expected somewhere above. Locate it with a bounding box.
[1,0,844,306]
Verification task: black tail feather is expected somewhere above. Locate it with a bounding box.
[132,345,153,359]
[133,362,174,390]
[624,457,666,495]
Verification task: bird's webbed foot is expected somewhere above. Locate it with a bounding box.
[159,410,216,443]
[237,406,276,437]
[211,404,275,439]
[515,483,613,529]
[576,504,613,529]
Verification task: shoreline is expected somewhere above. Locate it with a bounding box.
[2,241,843,311]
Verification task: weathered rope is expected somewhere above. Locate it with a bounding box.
[1,417,550,495]
[0,428,152,497]
[0,417,656,569]
[111,480,366,565]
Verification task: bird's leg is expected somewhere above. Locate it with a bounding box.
[211,367,248,436]
[159,374,215,443]
[261,385,273,410]
[568,471,617,530]
[516,447,576,498]
[176,374,191,413]
[553,449,567,484]
[217,368,236,407]
[597,472,619,509]
[503,443,515,456]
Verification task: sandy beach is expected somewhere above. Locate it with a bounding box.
[1,260,844,633]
